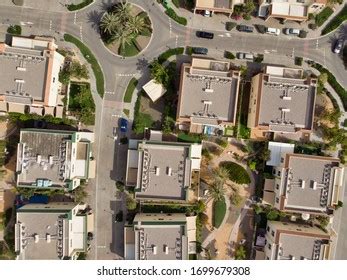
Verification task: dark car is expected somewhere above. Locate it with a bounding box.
[333,39,344,54]
[196,31,214,39]
[119,118,128,133]
[192,47,208,55]
[237,25,254,33]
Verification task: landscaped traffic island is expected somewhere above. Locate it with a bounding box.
[100,2,152,57]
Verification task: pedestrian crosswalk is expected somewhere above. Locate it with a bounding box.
[115,73,136,77]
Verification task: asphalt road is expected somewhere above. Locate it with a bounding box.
[0,0,346,260]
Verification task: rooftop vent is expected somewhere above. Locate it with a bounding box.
[312,181,317,190]
[155,166,160,176]
[37,155,42,164]
[46,234,51,243]
[16,67,26,71]
[34,234,39,243]
[167,167,172,176]
[164,245,169,255]
[283,96,291,101]
[152,245,157,255]
[301,180,305,189]
[281,108,290,112]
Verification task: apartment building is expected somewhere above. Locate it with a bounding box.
[194,0,245,16]
[258,0,326,22]
[125,139,202,202]
[124,213,197,260]
[264,221,332,260]
[0,36,65,117]
[15,202,89,260]
[16,129,95,191]
[247,66,317,140]
[177,58,240,135]
[263,152,344,215]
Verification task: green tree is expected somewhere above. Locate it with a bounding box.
[235,245,246,260]
[318,73,328,85]
[127,15,148,35]
[198,212,209,225]
[126,194,137,210]
[100,12,119,35]
[208,180,225,202]
[149,60,170,87]
[242,0,255,16]
[70,61,89,79]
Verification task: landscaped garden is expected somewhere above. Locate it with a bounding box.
[123,78,138,103]
[68,82,95,125]
[212,197,226,228]
[66,0,93,11]
[100,2,152,57]
[322,4,347,35]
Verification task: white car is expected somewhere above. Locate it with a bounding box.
[284,28,300,36]
[265,27,281,36]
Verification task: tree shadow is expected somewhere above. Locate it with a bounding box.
[135,57,149,73]
[86,9,103,33]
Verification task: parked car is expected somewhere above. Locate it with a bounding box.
[192,47,208,55]
[237,25,254,33]
[119,118,128,133]
[265,27,280,36]
[284,28,300,36]
[196,31,214,39]
[333,39,344,54]
[237,52,254,60]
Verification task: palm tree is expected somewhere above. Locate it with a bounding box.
[114,1,131,24]
[127,15,148,35]
[112,29,135,48]
[235,245,246,260]
[100,12,119,35]
[150,59,170,86]
[214,167,229,184]
[208,180,225,202]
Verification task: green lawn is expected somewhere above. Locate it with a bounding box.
[213,197,226,228]
[123,109,130,117]
[63,34,104,97]
[133,93,154,134]
[158,47,184,64]
[119,40,140,57]
[315,6,334,27]
[69,83,95,125]
[123,78,138,103]
[322,5,347,35]
[177,132,202,143]
[67,0,93,11]
[220,161,251,184]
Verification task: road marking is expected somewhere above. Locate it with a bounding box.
[79,25,83,42]
[218,34,224,37]
[316,39,319,50]
[49,20,52,31]
[115,73,136,77]
[169,18,172,36]
[291,47,295,58]
[175,35,178,48]
[74,12,77,25]
[96,245,106,249]
[105,91,115,95]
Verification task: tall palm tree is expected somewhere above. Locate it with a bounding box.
[114,1,131,24]
[209,180,225,202]
[112,29,134,48]
[214,167,229,184]
[127,15,148,35]
[100,12,119,35]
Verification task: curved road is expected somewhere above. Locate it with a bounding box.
[0,0,346,260]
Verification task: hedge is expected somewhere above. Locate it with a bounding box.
[315,7,334,27]
[226,21,237,31]
[213,197,226,228]
[310,62,347,111]
[322,5,347,35]
[7,25,21,35]
[220,162,251,184]
[67,0,93,11]
[165,8,187,26]
[158,47,184,64]
[64,34,104,97]
[123,78,138,103]
[224,51,235,60]
[295,57,303,66]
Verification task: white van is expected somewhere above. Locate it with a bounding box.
[265,27,281,36]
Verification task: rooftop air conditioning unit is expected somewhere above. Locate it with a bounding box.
[167,167,172,176]
[152,245,157,255]
[46,234,51,243]
[34,234,39,243]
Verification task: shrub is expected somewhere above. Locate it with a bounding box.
[165,8,187,26]
[255,24,266,34]
[7,25,21,35]
[344,119,347,127]
[224,51,235,60]
[308,23,317,30]
[315,7,334,27]
[226,21,237,31]
[254,54,264,63]
[299,30,307,38]
[216,138,228,148]
[126,195,137,210]
[336,200,344,209]
[123,78,138,103]
[64,34,104,97]
[158,47,184,64]
[67,0,93,11]
[235,245,246,260]
[220,162,251,184]
[186,46,193,55]
[172,0,180,8]
[322,5,347,35]
[69,83,95,125]
[243,14,251,20]
[230,192,242,206]
[212,197,226,228]
[295,56,303,66]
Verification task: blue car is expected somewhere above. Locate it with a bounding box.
[120,118,128,133]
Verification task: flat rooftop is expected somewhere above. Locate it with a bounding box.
[178,59,239,124]
[134,213,189,260]
[257,68,316,131]
[136,142,191,200]
[0,46,48,103]
[195,0,233,9]
[284,154,340,211]
[17,130,74,188]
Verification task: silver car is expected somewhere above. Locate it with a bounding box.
[333,39,344,54]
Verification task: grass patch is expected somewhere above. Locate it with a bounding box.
[213,197,226,228]
[67,0,93,11]
[322,5,347,35]
[69,83,95,125]
[158,47,184,64]
[177,132,202,143]
[123,78,138,103]
[220,161,251,184]
[315,6,334,27]
[310,62,347,111]
[238,124,250,139]
[119,40,140,57]
[64,34,104,98]
[165,8,187,26]
[123,109,130,118]
[133,92,154,134]
[7,25,21,35]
